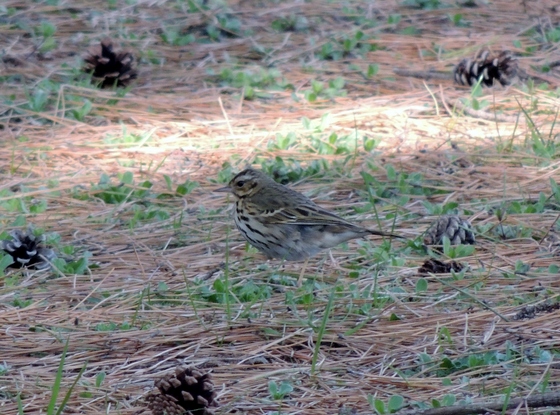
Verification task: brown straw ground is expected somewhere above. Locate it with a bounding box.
[1,0,560,414]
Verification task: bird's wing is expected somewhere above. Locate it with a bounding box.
[250,194,401,238]
[256,200,358,227]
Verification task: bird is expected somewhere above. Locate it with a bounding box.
[215,168,402,261]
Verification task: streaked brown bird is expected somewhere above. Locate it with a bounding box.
[216,168,402,261]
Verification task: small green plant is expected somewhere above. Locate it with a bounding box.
[459,80,488,110]
[341,31,378,55]
[95,321,131,331]
[0,187,48,214]
[402,0,443,10]
[271,14,308,32]
[420,43,445,59]
[212,162,235,184]
[422,201,460,215]
[399,26,421,35]
[543,26,560,44]
[312,131,352,154]
[550,178,560,204]
[95,371,106,387]
[527,26,560,44]
[441,237,475,259]
[163,175,199,196]
[196,277,272,305]
[267,272,298,287]
[520,105,560,158]
[508,196,547,213]
[300,114,359,154]
[52,252,92,275]
[128,205,171,229]
[369,394,405,414]
[258,156,329,184]
[438,326,454,346]
[363,135,379,151]
[25,88,51,112]
[345,278,389,317]
[362,166,442,204]
[66,99,92,122]
[285,280,319,306]
[450,13,470,27]
[493,223,526,240]
[217,67,292,100]
[0,362,10,376]
[35,21,57,52]
[139,48,164,65]
[316,31,380,61]
[415,278,428,293]
[206,14,242,41]
[46,338,87,415]
[184,0,209,12]
[365,63,379,78]
[104,126,156,147]
[430,394,457,408]
[316,41,337,61]
[77,172,153,204]
[310,287,336,374]
[514,259,531,275]
[160,27,195,46]
[302,77,347,102]
[12,295,33,308]
[78,371,106,398]
[387,14,401,25]
[357,239,406,268]
[267,132,298,151]
[268,380,293,400]
[340,5,378,27]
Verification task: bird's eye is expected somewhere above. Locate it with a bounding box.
[236,181,245,187]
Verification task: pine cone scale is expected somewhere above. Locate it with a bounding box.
[1,228,56,270]
[145,366,217,415]
[454,50,518,87]
[83,38,137,88]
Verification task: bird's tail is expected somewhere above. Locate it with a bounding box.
[368,229,407,240]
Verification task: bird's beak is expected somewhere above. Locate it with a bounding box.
[214,186,231,193]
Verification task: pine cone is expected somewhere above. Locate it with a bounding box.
[424,215,475,246]
[1,228,56,269]
[418,258,464,274]
[454,50,518,87]
[83,38,137,88]
[513,302,560,320]
[146,366,217,415]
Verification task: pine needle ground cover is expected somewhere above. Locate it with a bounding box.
[1,1,560,414]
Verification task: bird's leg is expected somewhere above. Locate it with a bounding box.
[328,249,341,269]
[297,257,309,287]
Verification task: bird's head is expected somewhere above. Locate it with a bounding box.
[215,168,268,199]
